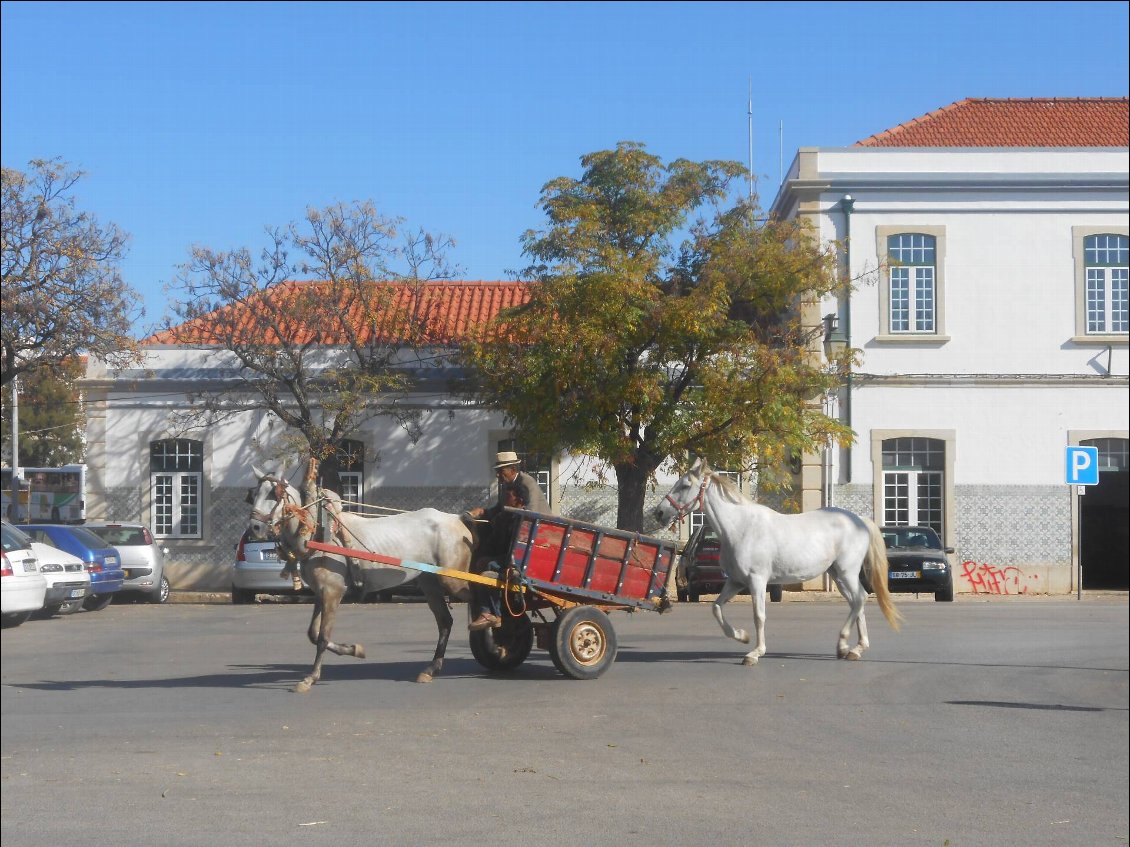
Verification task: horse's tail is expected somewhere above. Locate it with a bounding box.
[864,519,903,631]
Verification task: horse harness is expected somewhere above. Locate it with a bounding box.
[663,470,712,525]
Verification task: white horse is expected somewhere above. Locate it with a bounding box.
[248,465,475,691]
[653,457,901,665]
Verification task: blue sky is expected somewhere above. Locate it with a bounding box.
[3,1,1128,335]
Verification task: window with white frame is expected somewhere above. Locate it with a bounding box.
[150,439,203,539]
[1084,234,1129,335]
[321,439,365,512]
[1074,226,1129,340]
[881,437,944,535]
[887,234,936,333]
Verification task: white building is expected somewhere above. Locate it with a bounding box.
[82,98,1128,596]
[772,98,1129,594]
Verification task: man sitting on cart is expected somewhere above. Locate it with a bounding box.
[467,481,528,630]
[465,451,554,631]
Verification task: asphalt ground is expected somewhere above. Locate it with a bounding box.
[2,593,1127,847]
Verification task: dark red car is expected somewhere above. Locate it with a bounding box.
[675,523,781,602]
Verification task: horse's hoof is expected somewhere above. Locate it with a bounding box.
[845,649,862,661]
[415,672,433,684]
[735,629,750,644]
[355,644,366,660]
[837,647,850,659]
[741,655,759,666]
[294,680,313,694]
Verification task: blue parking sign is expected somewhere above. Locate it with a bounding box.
[1065,446,1100,486]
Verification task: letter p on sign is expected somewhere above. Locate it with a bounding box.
[1065,446,1100,486]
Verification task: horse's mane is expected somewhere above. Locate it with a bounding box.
[709,470,752,506]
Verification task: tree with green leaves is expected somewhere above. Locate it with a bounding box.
[1,158,143,388]
[0,358,85,467]
[166,201,459,472]
[461,142,850,531]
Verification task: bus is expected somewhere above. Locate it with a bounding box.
[1,465,87,524]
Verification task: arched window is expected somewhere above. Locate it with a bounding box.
[881,437,944,534]
[1083,234,1129,335]
[150,438,203,538]
[887,233,937,333]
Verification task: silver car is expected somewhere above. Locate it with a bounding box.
[84,522,170,603]
[232,533,308,604]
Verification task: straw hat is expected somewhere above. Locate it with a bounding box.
[494,451,521,469]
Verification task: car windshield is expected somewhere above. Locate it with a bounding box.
[882,527,942,550]
[87,526,148,545]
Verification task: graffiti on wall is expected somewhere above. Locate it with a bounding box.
[959,560,1042,595]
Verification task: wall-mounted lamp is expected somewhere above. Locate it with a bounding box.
[823,313,848,360]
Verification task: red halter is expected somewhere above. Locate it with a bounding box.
[665,472,712,524]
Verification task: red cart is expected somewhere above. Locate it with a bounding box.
[308,508,674,679]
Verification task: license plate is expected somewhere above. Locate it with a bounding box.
[23,560,37,573]
[890,571,921,579]
[261,551,278,561]
[69,588,86,598]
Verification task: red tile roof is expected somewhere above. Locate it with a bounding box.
[855,98,1129,148]
[148,280,531,346]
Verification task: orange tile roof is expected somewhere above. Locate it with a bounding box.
[148,280,531,346]
[855,98,1129,148]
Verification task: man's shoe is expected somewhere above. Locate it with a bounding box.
[468,613,501,632]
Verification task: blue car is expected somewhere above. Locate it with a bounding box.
[16,524,125,611]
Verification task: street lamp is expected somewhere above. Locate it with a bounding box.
[823,313,848,360]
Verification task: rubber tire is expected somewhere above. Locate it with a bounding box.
[40,603,65,617]
[231,587,256,605]
[549,607,618,680]
[1,612,32,628]
[83,593,113,612]
[935,579,955,602]
[768,584,783,603]
[469,613,534,671]
[150,576,170,604]
[687,591,700,602]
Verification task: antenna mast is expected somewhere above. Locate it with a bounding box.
[747,77,754,202]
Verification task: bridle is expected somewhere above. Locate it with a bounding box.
[250,476,301,539]
[664,471,712,524]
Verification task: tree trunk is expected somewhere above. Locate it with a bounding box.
[614,460,654,532]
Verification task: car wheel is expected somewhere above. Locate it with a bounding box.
[687,590,700,602]
[83,594,114,612]
[151,576,170,604]
[768,584,783,602]
[231,587,256,605]
[39,603,65,617]
[1,612,32,628]
[935,579,955,602]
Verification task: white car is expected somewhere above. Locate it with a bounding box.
[31,540,92,615]
[2,521,48,628]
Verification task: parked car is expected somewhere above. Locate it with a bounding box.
[1,521,48,627]
[675,522,781,603]
[16,524,124,611]
[84,522,170,603]
[232,531,309,604]
[30,540,92,616]
[877,525,955,602]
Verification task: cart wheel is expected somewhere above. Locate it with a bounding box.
[549,607,618,680]
[470,613,534,671]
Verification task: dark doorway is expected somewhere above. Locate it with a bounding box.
[1080,468,1129,589]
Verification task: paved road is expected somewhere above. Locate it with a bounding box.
[2,596,1127,847]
